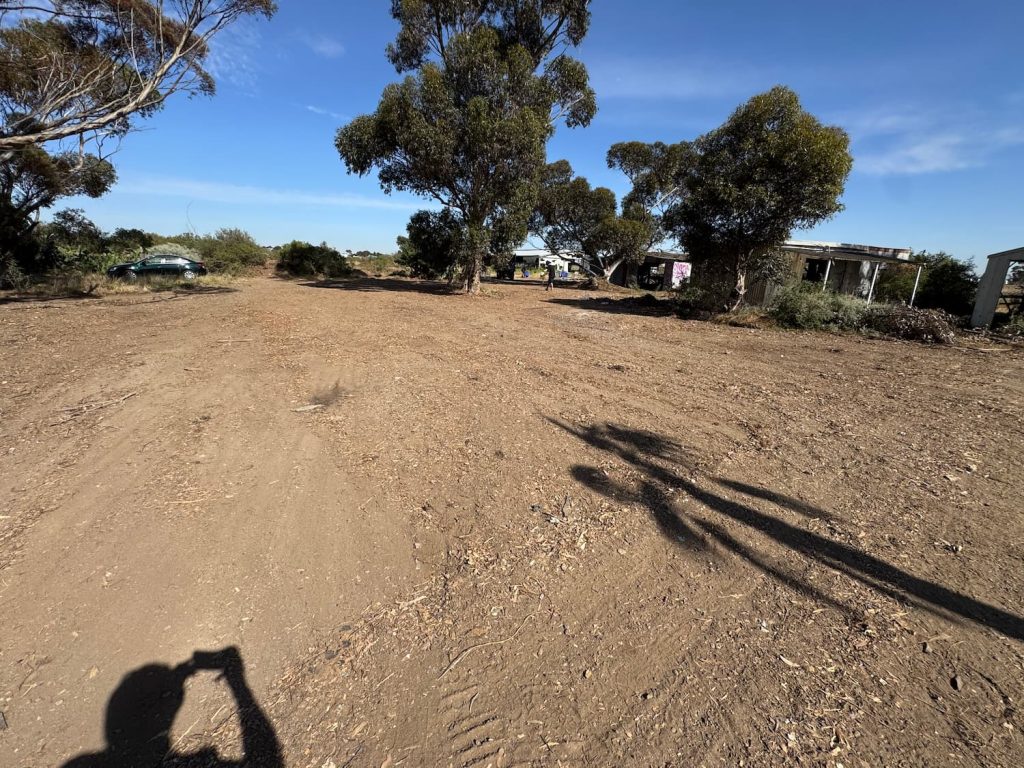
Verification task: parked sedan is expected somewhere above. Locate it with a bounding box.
[107,255,208,281]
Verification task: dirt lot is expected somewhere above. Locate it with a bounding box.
[1,275,1022,768]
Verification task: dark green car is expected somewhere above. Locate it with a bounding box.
[107,255,208,281]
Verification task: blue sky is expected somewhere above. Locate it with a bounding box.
[67,1,1024,266]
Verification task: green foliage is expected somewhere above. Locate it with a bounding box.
[107,228,155,257]
[0,2,276,151]
[0,146,115,276]
[349,252,399,276]
[589,216,650,282]
[664,86,853,311]
[1001,313,1024,338]
[1009,263,1024,285]
[144,242,201,259]
[275,241,352,278]
[868,252,977,316]
[912,251,977,317]
[607,141,688,250]
[770,284,866,331]
[873,262,919,304]
[41,208,109,272]
[336,1,595,293]
[529,159,647,279]
[397,209,463,278]
[770,283,955,343]
[152,230,267,275]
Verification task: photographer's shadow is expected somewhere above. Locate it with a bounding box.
[63,646,282,768]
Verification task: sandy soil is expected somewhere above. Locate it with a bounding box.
[1,276,1022,768]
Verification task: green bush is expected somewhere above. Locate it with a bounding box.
[396,209,462,278]
[153,229,267,275]
[770,284,866,330]
[350,253,399,276]
[275,241,352,278]
[999,313,1024,338]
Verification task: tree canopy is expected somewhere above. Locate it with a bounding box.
[0,145,115,275]
[397,208,464,279]
[0,1,277,153]
[336,0,596,293]
[606,140,689,251]
[912,251,978,317]
[664,86,853,310]
[528,159,647,281]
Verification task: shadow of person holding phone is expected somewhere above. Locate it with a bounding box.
[62,646,282,767]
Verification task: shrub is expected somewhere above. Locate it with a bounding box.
[396,209,462,278]
[202,229,267,274]
[144,242,200,259]
[350,253,399,277]
[769,284,866,330]
[997,313,1024,338]
[275,241,352,278]
[860,305,955,344]
[152,230,267,275]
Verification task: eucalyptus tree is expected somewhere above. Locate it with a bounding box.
[664,86,853,310]
[529,159,648,282]
[0,1,277,154]
[336,0,596,293]
[606,140,690,251]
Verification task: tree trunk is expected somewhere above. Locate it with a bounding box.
[625,260,639,289]
[460,221,486,295]
[462,252,482,294]
[602,257,624,283]
[730,270,747,312]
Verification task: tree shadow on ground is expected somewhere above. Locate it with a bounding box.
[61,646,282,768]
[298,276,456,296]
[546,294,679,317]
[481,276,587,291]
[549,418,1024,641]
[0,293,100,306]
[0,285,237,307]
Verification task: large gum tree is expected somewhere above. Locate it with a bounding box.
[0,1,277,155]
[664,86,853,311]
[336,0,596,294]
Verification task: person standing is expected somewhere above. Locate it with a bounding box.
[545,262,557,291]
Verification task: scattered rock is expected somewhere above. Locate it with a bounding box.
[0,710,7,731]
[583,669,593,679]
[951,675,964,691]
[922,642,932,654]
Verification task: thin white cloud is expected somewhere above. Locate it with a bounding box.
[206,18,267,93]
[834,100,1024,176]
[299,32,346,59]
[587,57,765,101]
[305,105,348,121]
[857,134,973,175]
[115,176,423,211]
[856,126,1024,176]
[829,108,929,139]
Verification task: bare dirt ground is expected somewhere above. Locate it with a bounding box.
[1,275,1022,768]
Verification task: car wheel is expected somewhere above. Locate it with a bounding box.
[124,271,138,282]
[182,269,197,280]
